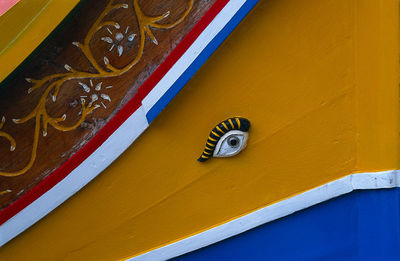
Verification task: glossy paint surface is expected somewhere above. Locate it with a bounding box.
[0,0,398,260]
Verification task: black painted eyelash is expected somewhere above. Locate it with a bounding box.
[198,117,250,162]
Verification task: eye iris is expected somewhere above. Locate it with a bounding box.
[228,136,240,148]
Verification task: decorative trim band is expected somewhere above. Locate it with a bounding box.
[0,0,259,247]
[0,106,148,246]
[128,170,400,261]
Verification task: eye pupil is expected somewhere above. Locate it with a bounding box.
[228,136,240,148]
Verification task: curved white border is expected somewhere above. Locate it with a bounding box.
[129,170,400,261]
[142,0,246,114]
[0,107,149,246]
[0,0,251,247]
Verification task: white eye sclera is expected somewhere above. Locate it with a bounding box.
[213,130,249,158]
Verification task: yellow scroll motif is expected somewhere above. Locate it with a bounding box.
[0,190,11,196]
[0,0,193,177]
[0,117,16,152]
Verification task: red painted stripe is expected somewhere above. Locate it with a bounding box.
[0,95,141,226]
[0,0,230,226]
[138,0,230,100]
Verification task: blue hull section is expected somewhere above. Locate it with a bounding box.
[174,188,400,261]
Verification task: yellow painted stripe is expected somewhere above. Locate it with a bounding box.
[211,131,220,138]
[205,145,213,151]
[208,137,217,142]
[222,122,229,131]
[0,0,80,82]
[206,142,215,147]
[228,119,234,128]
[216,126,225,134]
[203,150,212,155]
[235,118,241,129]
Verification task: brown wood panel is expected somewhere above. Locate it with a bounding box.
[0,0,216,209]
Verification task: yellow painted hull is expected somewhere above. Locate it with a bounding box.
[0,0,399,260]
[0,0,79,82]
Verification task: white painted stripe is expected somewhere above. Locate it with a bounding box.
[0,0,250,246]
[129,170,400,261]
[0,106,149,247]
[141,0,247,114]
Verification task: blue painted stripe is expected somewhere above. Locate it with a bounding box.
[146,0,259,123]
[173,188,400,261]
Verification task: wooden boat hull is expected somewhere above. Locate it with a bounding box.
[0,0,399,260]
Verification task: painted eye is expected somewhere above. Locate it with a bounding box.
[213,130,249,158]
[198,117,250,162]
[228,135,240,148]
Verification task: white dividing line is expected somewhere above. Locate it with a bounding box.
[129,170,400,261]
[0,0,248,247]
[0,107,149,247]
[141,0,247,114]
